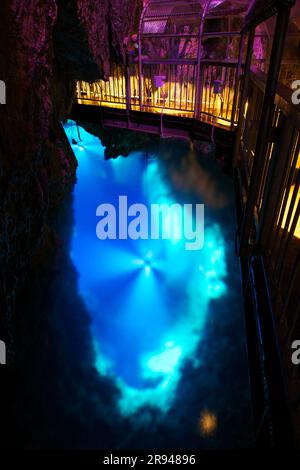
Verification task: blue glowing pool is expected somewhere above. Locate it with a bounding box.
[64,121,249,426]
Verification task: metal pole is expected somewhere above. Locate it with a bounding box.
[239,6,292,256]
[194,0,211,120]
[138,1,150,111]
[231,33,245,129]
[280,247,300,324]
[257,117,295,251]
[125,53,131,125]
[233,27,255,166]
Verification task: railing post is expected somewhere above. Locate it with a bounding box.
[125,53,131,125]
[280,248,300,325]
[239,7,292,256]
[231,33,245,129]
[194,2,210,120]
[233,27,255,166]
[257,117,295,252]
[138,0,149,111]
[138,44,143,111]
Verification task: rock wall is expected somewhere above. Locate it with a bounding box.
[0,0,141,361]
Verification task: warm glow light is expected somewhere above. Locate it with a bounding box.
[198,410,218,437]
[244,100,248,118]
[280,185,300,239]
[76,75,236,125]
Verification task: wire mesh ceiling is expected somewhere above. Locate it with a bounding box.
[140,0,249,61]
[142,0,250,23]
[142,0,202,34]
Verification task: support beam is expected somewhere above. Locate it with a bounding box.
[194,1,210,120]
[239,6,292,256]
[233,27,255,166]
[138,0,150,111]
[257,117,295,251]
[125,53,131,123]
[231,32,245,129]
[243,0,296,33]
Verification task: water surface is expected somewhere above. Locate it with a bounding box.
[63,121,252,446]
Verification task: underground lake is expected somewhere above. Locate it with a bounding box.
[36,120,255,449]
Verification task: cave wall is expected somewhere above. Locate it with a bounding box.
[0,0,141,361]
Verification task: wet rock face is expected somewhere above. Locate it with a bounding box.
[54,0,109,81]
[55,0,142,80]
[0,0,141,359]
[108,0,142,64]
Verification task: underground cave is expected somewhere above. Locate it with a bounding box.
[1,0,300,461]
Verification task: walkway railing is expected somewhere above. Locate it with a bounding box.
[75,59,242,128]
[236,68,300,351]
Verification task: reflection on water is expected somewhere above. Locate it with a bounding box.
[64,121,229,416]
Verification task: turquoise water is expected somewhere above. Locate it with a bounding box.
[64,121,231,417]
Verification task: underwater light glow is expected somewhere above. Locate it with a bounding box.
[64,120,228,415]
[146,345,182,375]
[198,410,218,437]
[144,265,151,276]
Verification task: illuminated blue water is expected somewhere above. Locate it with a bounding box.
[64,121,229,416]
